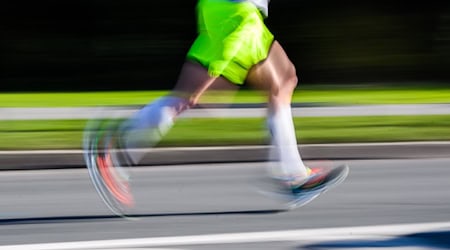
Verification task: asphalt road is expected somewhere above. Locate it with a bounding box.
[1,158,450,249]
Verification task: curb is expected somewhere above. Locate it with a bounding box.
[1,142,449,171]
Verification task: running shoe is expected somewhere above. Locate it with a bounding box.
[291,167,332,193]
[84,119,135,217]
[264,165,349,209]
[287,165,349,208]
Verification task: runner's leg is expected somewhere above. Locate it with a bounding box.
[122,61,231,164]
[246,41,309,182]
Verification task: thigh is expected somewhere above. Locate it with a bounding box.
[172,61,236,105]
[246,41,297,92]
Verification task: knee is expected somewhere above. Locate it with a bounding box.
[268,64,298,106]
[285,64,298,90]
[280,63,298,94]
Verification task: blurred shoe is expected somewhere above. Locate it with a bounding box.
[291,166,347,194]
[274,165,349,209]
[84,120,135,217]
[100,127,134,201]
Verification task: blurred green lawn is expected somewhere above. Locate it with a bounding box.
[1,85,450,150]
[1,85,450,107]
[1,116,450,150]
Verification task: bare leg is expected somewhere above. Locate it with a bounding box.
[123,61,235,163]
[172,61,220,108]
[246,41,308,181]
[173,61,239,107]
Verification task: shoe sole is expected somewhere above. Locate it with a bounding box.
[258,164,349,210]
[287,164,350,209]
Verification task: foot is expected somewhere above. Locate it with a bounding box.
[261,165,349,210]
[95,145,134,207]
[273,165,349,209]
[84,120,135,216]
[277,167,319,189]
[290,167,331,193]
[292,165,349,194]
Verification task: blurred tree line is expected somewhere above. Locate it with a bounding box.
[0,0,449,91]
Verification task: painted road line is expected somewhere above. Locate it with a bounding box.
[1,221,449,250]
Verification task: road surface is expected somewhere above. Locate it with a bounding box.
[1,158,450,249]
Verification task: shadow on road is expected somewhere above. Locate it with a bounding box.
[302,230,450,249]
[0,209,284,225]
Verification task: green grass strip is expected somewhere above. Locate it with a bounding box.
[0,91,169,107]
[1,115,450,150]
[1,85,450,107]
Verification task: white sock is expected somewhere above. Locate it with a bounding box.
[121,96,189,164]
[267,105,308,179]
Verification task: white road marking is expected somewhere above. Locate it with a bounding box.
[0,221,449,250]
